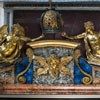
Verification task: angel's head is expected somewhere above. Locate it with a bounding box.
[47,55,59,69]
[84,21,94,32]
[12,24,25,37]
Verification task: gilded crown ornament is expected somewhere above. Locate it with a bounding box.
[40,0,64,33]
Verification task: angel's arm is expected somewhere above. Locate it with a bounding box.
[20,33,44,42]
[61,32,85,39]
[31,33,44,41]
[20,36,31,41]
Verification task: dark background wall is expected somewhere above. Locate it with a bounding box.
[13,10,100,57]
[13,10,100,37]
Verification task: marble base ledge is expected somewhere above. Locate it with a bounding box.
[0,84,100,95]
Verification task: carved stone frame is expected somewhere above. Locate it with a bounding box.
[0,40,100,95]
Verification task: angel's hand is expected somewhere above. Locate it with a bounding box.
[40,33,45,38]
[61,32,68,38]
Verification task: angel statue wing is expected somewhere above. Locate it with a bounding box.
[35,56,48,68]
[0,24,8,35]
[59,56,73,77]
[36,67,48,77]
[60,56,73,66]
[35,56,49,76]
[0,25,8,44]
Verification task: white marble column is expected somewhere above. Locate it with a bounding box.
[0,2,4,27]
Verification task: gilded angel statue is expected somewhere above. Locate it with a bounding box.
[61,21,100,64]
[0,24,44,64]
[34,54,73,79]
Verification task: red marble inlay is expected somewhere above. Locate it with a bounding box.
[0,84,100,95]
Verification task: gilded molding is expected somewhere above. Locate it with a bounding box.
[27,40,80,49]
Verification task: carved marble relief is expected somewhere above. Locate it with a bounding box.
[0,20,100,94]
[33,47,74,84]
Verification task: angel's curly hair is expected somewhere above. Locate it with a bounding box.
[12,24,25,37]
[84,21,94,28]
